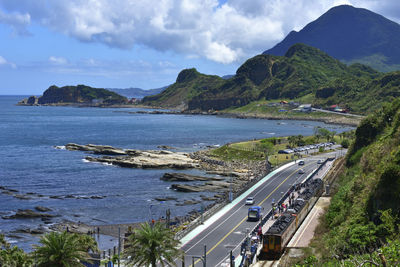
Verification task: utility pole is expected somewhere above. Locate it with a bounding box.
[229,177,233,202]
[203,244,207,267]
[118,227,121,267]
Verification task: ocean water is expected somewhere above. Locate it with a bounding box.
[0,95,352,250]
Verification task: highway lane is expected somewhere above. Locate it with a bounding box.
[179,156,326,267]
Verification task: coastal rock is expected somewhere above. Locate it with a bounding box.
[157,145,175,150]
[65,143,126,155]
[14,194,32,200]
[30,228,46,235]
[18,96,39,105]
[205,170,245,177]
[64,143,200,169]
[170,184,204,192]
[175,199,201,206]
[171,181,231,192]
[161,172,223,182]
[35,206,52,212]
[90,195,105,199]
[201,196,219,201]
[13,225,48,234]
[85,151,199,169]
[154,197,178,201]
[18,84,128,106]
[2,209,56,219]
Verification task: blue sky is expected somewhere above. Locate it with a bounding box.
[0,0,399,95]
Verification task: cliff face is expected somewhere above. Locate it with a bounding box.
[19,85,128,106]
[318,99,400,257]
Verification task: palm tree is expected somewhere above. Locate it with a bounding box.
[74,233,99,253]
[124,222,182,267]
[33,231,93,267]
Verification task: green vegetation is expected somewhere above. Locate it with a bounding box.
[38,84,128,105]
[124,222,182,267]
[34,231,97,267]
[294,99,400,265]
[294,239,400,266]
[1,232,98,267]
[142,68,225,108]
[142,43,400,116]
[0,234,32,266]
[209,130,338,165]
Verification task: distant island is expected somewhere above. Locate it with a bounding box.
[18,84,129,106]
[108,86,168,99]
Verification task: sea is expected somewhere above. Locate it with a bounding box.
[0,95,353,251]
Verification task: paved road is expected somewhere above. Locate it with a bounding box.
[312,108,364,118]
[179,154,332,267]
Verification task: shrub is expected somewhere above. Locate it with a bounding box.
[341,138,350,148]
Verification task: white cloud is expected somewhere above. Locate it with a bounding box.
[0,55,6,65]
[0,8,30,35]
[0,55,16,68]
[0,0,399,63]
[49,56,68,65]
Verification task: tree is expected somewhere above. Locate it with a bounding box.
[0,234,32,267]
[75,234,99,253]
[296,135,305,146]
[341,138,350,148]
[287,136,297,148]
[33,231,93,267]
[124,222,182,267]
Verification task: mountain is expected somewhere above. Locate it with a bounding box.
[108,86,168,99]
[142,68,225,109]
[263,5,400,72]
[143,43,386,113]
[18,84,127,106]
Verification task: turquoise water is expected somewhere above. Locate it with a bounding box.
[0,95,352,250]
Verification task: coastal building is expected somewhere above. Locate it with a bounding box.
[297,104,312,112]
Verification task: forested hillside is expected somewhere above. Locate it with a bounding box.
[142,43,400,115]
[298,99,400,265]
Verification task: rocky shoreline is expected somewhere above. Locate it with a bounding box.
[16,99,360,127]
[0,141,266,248]
[126,109,360,126]
[59,143,268,193]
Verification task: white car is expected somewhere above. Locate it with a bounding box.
[317,159,324,164]
[245,197,255,205]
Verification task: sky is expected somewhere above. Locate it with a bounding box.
[1,0,400,95]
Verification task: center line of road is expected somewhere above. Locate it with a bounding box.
[189,161,315,266]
